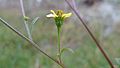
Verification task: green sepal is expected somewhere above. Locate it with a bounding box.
[55,17,64,28]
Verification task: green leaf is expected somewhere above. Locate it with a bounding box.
[29,17,39,35]
[32,17,39,24]
[60,48,74,55]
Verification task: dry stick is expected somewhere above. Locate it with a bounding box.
[0,18,65,68]
[20,0,32,40]
[65,0,114,68]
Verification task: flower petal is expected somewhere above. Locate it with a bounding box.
[46,14,55,18]
[50,10,58,17]
[62,13,72,18]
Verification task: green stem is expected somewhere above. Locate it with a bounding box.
[20,0,32,40]
[57,27,62,63]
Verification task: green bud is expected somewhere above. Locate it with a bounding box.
[24,16,30,21]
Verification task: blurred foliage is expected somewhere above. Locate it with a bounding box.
[0,0,120,68]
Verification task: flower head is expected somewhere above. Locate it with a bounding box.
[46,10,72,28]
[46,10,72,19]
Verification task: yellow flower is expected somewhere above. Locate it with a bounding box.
[46,10,72,19]
[46,10,72,28]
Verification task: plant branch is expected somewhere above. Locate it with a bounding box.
[0,17,65,68]
[57,27,62,64]
[20,0,32,40]
[64,0,114,68]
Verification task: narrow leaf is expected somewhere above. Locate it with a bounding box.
[60,48,74,55]
[32,17,39,24]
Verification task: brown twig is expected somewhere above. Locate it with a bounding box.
[64,0,114,68]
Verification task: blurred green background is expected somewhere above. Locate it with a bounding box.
[0,0,120,68]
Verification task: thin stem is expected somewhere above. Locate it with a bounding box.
[57,27,65,68]
[65,0,114,68]
[25,22,32,40]
[0,17,65,68]
[20,0,32,40]
[57,27,62,63]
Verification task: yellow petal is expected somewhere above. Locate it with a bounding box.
[46,14,55,18]
[50,10,58,17]
[62,13,72,18]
